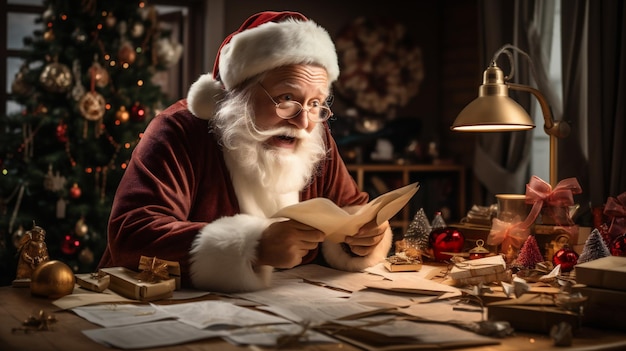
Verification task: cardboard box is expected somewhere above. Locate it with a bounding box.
[572,285,626,331]
[99,267,175,301]
[574,256,626,291]
[384,260,422,272]
[487,294,582,333]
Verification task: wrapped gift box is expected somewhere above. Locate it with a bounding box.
[487,294,582,333]
[99,267,175,301]
[75,273,110,292]
[572,285,626,331]
[138,256,181,290]
[574,256,626,291]
[449,255,509,286]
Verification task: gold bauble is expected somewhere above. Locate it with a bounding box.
[43,29,55,41]
[78,91,106,121]
[78,247,94,265]
[30,260,75,298]
[75,217,88,237]
[39,62,73,93]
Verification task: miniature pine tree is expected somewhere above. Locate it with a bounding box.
[512,235,544,269]
[404,208,431,251]
[0,0,181,283]
[578,228,611,264]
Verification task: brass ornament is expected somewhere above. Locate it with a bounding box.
[39,62,73,93]
[78,91,106,121]
[30,260,75,298]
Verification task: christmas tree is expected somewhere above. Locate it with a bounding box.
[0,0,182,284]
[511,235,544,270]
[578,228,612,264]
[403,208,431,252]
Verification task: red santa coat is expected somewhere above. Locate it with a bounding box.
[98,100,392,292]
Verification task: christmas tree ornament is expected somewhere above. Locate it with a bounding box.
[105,12,117,28]
[70,60,86,101]
[75,217,89,237]
[43,29,55,42]
[55,120,68,143]
[61,234,80,255]
[611,233,626,256]
[78,247,94,265]
[431,211,447,230]
[116,106,130,123]
[552,245,578,272]
[42,5,55,22]
[72,28,88,45]
[131,22,145,37]
[89,59,110,88]
[130,103,146,121]
[79,91,106,122]
[468,239,490,260]
[11,65,33,96]
[156,37,183,68]
[39,61,73,93]
[578,228,611,264]
[69,183,82,199]
[429,227,465,261]
[30,260,75,298]
[118,41,136,65]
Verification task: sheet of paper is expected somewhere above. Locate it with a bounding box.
[224,323,336,346]
[72,303,175,328]
[54,289,134,310]
[83,320,222,349]
[273,182,419,243]
[275,264,387,292]
[154,300,289,329]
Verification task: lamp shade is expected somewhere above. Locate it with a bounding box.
[451,63,535,132]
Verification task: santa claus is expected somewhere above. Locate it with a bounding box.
[98,11,392,292]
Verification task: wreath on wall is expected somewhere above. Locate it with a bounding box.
[334,17,425,117]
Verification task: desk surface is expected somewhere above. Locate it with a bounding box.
[1,285,625,351]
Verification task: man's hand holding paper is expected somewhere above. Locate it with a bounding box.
[272,182,420,243]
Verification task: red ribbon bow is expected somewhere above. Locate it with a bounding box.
[604,191,626,238]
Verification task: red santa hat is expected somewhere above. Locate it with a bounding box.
[187,11,340,120]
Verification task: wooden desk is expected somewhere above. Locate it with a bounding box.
[1,286,625,351]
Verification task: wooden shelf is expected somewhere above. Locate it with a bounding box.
[347,163,465,234]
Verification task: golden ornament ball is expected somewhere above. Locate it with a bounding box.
[39,62,73,93]
[75,217,89,237]
[30,260,75,298]
[116,106,130,123]
[118,42,136,65]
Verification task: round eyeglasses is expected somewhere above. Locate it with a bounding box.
[259,83,333,123]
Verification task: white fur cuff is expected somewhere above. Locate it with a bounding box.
[189,214,274,292]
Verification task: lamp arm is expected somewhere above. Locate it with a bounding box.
[506,83,570,139]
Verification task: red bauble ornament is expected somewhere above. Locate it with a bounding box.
[611,233,626,256]
[552,246,579,272]
[130,103,146,121]
[56,121,68,143]
[61,234,80,255]
[69,183,81,199]
[429,227,465,261]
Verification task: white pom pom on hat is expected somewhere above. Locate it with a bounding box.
[187,11,339,120]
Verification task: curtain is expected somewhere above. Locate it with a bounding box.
[561,0,626,212]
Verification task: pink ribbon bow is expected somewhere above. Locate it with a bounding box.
[522,176,582,226]
[604,191,626,238]
[488,217,530,251]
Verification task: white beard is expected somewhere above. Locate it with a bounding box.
[221,120,328,217]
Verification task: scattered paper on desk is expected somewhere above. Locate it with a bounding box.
[53,288,134,309]
[83,320,222,349]
[72,303,174,328]
[154,300,289,329]
[273,182,419,243]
